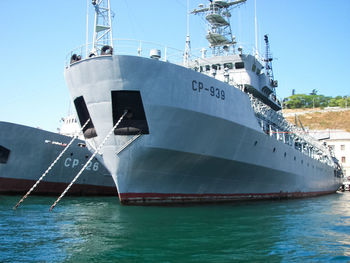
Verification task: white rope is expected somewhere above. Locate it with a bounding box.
[115,133,142,155]
[49,111,127,211]
[13,118,91,210]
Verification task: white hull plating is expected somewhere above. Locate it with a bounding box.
[65,55,341,204]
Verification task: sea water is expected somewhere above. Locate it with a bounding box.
[1,193,350,262]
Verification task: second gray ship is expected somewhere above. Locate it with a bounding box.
[0,116,116,196]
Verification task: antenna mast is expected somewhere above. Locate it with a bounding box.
[254,0,258,57]
[86,0,90,57]
[264,34,278,90]
[264,34,274,80]
[183,0,191,66]
[91,0,113,54]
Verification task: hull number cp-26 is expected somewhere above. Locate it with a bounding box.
[64,157,99,171]
[192,80,225,100]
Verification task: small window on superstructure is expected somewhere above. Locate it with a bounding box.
[252,64,256,72]
[256,68,261,75]
[342,156,346,163]
[224,63,233,69]
[193,67,199,72]
[341,145,345,151]
[235,62,244,69]
[200,66,204,72]
[205,65,210,71]
[213,64,221,70]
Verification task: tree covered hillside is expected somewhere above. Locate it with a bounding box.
[283,91,349,109]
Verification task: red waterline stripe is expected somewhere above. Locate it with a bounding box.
[120,191,334,198]
[119,190,336,202]
[0,177,117,196]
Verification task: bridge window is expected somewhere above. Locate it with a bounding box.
[212,64,221,70]
[224,63,233,69]
[235,62,245,69]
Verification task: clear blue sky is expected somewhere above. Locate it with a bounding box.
[1,0,349,132]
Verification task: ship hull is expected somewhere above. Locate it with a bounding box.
[116,146,337,205]
[0,121,117,196]
[64,55,342,204]
[0,177,115,196]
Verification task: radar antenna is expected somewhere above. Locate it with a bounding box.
[91,0,113,54]
[191,0,246,56]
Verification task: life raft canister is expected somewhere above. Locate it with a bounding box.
[101,45,113,55]
[70,54,81,64]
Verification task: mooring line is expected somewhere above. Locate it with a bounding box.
[13,118,91,210]
[115,132,142,155]
[49,111,127,211]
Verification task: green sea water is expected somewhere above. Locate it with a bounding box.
[1,193,350,262]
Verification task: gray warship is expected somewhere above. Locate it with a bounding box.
[64,0,343,204]
[0,116,116,195]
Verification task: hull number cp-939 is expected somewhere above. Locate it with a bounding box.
[192,80,225,100]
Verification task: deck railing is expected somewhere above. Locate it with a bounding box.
[65,39,184,67]
[65,39,260,67]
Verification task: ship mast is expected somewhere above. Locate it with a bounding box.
[191,0,246,56]
[183,0,191,66]
[91,0,113,54]
[264,34,274,81]
[263,34,278,90]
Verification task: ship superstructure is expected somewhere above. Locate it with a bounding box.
[64,0,343,204]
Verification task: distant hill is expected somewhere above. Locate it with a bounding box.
[283,94,349,109]
[282,108,350,133]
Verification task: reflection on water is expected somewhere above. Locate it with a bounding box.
[0,193,350,262]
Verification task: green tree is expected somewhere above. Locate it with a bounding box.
[310,89,318,95]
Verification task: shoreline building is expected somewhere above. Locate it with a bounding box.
[310,130,350,182]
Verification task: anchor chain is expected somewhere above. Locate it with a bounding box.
[13,118,91,210]
[49,111,128,211]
